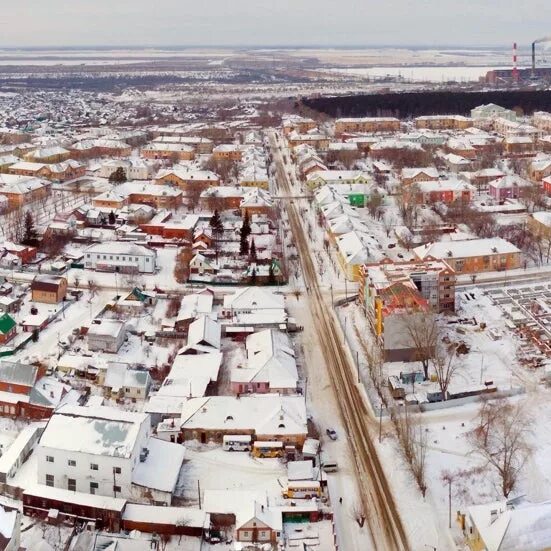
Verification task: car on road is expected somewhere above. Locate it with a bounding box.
[326,428,338,440]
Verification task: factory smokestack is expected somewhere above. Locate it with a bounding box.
[533,36,551,75]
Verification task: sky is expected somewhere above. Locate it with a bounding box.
[3,1,551,48]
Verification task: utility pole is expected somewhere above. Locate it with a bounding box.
[197,480,201,509]
[379,403,383,443]
[356,350,360,383]
[113,467,117,498]
[448,478,452,529]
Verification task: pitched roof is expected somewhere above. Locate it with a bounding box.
[0,314,15,335]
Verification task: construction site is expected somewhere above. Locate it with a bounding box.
[486,283,551,365]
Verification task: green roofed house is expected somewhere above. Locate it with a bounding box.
[0,314,16,344]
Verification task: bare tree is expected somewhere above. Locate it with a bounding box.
[431,342,461,401]
[87,278,98,301]
[350,501,366,528]
[392,408,428,497]
[469,400,532,498]
[401,311,439,380]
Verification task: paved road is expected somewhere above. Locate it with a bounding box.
[269,131,409,551]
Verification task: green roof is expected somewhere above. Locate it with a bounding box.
[0,314,16,335]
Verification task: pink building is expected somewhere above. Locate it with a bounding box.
[488,175,530,201]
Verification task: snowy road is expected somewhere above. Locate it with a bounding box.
[271,131,408,551]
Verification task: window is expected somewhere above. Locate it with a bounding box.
[146,258,150,262]
[242,532,249,538]
[46,456,54,463]
[110,256,113,260]
[90,463,98,471]
[68,479,76,492]
[113,485,121,493]
[113,466,121,474]
[68,459,76,467]
[90,482,98,494]
[45,474,54,487]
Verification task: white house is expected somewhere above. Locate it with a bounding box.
[84,242,157,273]
[87,319,126,353]
[37,405,185,505]
[222,287,287,326]
[99,159,153,180]
[37,405,151,499]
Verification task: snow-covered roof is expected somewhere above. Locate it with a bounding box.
[223,287,284,311]
[85,242,156,257]
[401,167,439,180]
[232,329,297,389]
[187,315,221,350]
[131,437,185,493]
[335,230,382,265]
[123,503,206,528]
[180,395,307,437]
[87,319,126,339]
[104,364,150,392]
[39,404,149,459]
[177,292,213,321]
[468,499,551,551]
[24,483,126,511]
[416,179,476,193]
[307,170,369,183]
[159,352,222,398]
[414,237,520,260]
[0,506,17,539]
[532,211,551,227]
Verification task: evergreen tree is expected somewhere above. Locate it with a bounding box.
[268,262,276,285]
[240,234,249,256]
[241,210,251,239]
[249,239,257,261]
[109,167,127,184]
[108,210,116,225]
[22,211,38,245]
[209,210,223,235]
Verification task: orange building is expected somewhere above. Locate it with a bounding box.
[414,238,521,274]
[212,144,245,161]
[155,169,220,192]
[0,175,51,207]
[335,117,401,135]
[141,143,195,161]
[415,115,472,130]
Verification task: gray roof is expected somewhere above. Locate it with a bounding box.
[0,361,37,387]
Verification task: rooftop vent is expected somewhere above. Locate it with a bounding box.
[139,448,149,462]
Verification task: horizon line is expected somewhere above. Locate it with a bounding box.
[0,43,516,51]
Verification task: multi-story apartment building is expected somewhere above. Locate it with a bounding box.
[414,115,472,130]
[359,259,455,361]
[533,111,551,133]
[335,117,401,135]
[414,238,521,274]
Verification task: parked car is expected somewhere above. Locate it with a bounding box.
[326,428,338,441]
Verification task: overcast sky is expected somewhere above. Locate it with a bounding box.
[3,1,551,48]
